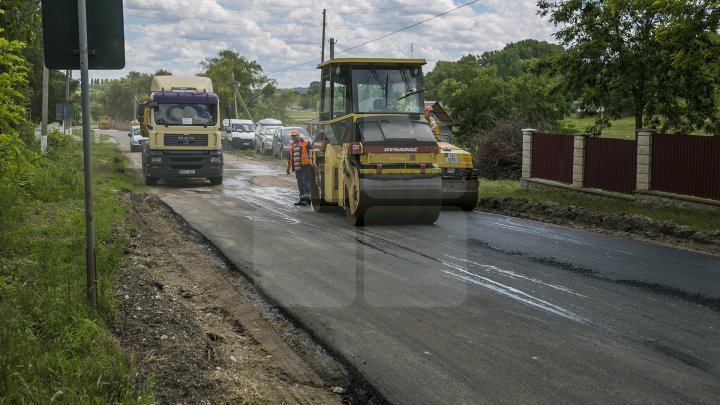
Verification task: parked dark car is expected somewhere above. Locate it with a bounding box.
[272,127,311,159]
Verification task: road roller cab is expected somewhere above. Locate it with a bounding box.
[309,58,444,225]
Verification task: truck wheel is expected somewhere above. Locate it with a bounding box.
[210,176,223,185]
[144,175,158,186]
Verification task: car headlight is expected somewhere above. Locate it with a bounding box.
[210,157,222,163]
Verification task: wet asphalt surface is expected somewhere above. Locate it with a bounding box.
[108,130,720,404]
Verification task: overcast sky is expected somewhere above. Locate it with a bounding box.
[91,0,558,89]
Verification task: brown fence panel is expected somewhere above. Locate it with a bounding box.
[584,137,637,194]
[652,134,720,201]
[531,132,573,183]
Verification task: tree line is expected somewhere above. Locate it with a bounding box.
[2,0,718,179]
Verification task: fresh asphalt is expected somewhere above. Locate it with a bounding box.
[106,129,720,404]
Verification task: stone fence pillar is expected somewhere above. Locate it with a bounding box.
[521,129,537,179]
[636,128,656,191]
[573,135,586,188]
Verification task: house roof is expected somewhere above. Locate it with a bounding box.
[424,101,457,126]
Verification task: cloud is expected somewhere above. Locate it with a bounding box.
[90,0,556,88]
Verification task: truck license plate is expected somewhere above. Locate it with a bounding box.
[444,153,458,163]
[178,169,195,175]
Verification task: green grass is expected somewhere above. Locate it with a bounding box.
[480,179,720,233]
[562,115,711,139]
[285,109,317,126]
[0,131,152,403]
[561,116,637,139]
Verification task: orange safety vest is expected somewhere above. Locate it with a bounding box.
[289,138,311,168]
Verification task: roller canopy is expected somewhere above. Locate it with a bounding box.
[356,116,437,147]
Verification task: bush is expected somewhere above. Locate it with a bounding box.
[471,119,527,180]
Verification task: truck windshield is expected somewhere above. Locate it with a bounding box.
[156,103,216,126]
[353,67,423,114]
[231,123,255,132]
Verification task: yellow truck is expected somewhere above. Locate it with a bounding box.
[137,75,223,186]
[98,115,110,129]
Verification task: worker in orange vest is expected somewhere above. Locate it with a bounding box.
[424,105,440,139]
[286,130,312,206]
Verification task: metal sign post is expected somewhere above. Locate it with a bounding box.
[42,0,125,310]
[77,0,97,309]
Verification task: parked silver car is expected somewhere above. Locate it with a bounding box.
[127,125,147,152]
[254,118,283,155]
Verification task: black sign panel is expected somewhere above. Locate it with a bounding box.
[42,0,125,69]
[55,103,74,120]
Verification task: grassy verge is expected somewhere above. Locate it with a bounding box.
[561,116,637,139]
[479,179,720,233]
[0,131,151,403]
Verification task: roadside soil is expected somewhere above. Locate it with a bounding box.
[112,145,717,404]
[113,151,382,404]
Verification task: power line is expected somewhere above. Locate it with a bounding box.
[337,0,481,55]
[271,0,481,74]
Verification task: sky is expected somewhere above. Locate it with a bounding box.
[89,0,558,89]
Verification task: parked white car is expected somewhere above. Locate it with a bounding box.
[254,118,283,155]
[127,125,147,152]
[222,118,255,150]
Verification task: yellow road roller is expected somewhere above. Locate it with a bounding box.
[436,142,479,211]
[309,58,443,225]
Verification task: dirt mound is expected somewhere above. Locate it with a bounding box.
[477,197,720,256]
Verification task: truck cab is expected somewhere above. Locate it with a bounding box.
[98,116,110,129]
[139,76,223,186]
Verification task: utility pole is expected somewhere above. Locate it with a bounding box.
[66,70,71,134]
[321,9,326,62]
[411,43,414,58]
[41,66,49,152]
[330,38,336,60]
[231,72,254,122]
[231,72,239,119]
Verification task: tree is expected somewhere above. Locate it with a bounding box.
[300,81,320,110]
[424,55,481,100]
[538,0,720,134]
[478,39,564,78]
[0,9,36,203]
[0,12,30,139]
[199,50,276,120]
